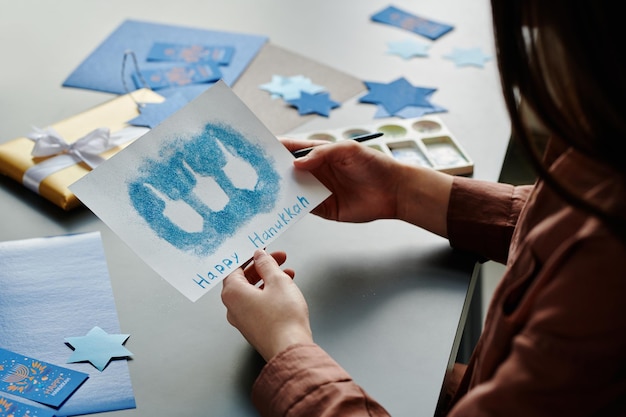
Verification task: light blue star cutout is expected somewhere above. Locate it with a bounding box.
[387,39,430,59]
[259,75,326,100]
[287,92,340,117]
[359,77,437,115]
[65,326,133,371]
[443,47,492,68]
[258,75,286,99]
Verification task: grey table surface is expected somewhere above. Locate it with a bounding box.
[0,1,510,416]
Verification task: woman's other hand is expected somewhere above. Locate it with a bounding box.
[281,137,453,237]
[221,249,313,362]
[282,138,402,223]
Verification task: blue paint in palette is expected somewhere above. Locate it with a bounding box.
[128,123,280,256]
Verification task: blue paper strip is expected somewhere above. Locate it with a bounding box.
[147,42,235,65]
[371,6,454,40]
[132,62,222,90]
[0,394,56,417]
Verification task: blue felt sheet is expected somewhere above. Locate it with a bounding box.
[62,19,268,100]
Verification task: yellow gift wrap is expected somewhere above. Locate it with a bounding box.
[0,89,164,210]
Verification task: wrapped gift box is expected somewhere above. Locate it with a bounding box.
[0,89,164,210]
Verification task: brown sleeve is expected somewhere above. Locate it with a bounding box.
[449,235,626,416]
[252,344,391,417]
[447,176,532,264]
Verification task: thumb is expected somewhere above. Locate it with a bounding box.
[293,146,327,170]
[252,249,287,286]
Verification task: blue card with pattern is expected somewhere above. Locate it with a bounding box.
[147,42,235,65]
[132,62,222,90]
[0,348,88,408]
[0,394,56,417]
[371,5,454,40]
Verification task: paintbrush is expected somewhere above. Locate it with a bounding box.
[291,132,384,158]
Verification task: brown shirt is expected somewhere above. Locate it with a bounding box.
[252,147,626,416]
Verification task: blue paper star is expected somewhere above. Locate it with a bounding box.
[259,75,326,100]
[127,93,189,128]
[359,77,437,115]
[443,47,492,68]
[65,326,133,371]
[287,92,340,117]
[387,39,430,59]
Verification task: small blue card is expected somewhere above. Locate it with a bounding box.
[132,62,222,90]
[371,5,454,40]
[147,42,235,65]
[0,348,88,408]
[0,394,56,417]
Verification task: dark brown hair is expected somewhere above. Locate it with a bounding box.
[490,0,626,238]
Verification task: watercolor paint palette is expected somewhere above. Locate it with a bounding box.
[290,116,474,176]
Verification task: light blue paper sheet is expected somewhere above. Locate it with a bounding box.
[0,232,135,416]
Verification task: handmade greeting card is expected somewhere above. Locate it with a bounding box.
[71,81,331,302]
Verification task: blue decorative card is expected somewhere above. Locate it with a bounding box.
[147,42,235,65]
[62,19,267,100]
[0,394,56,417]
[371,5,454,40]
[0,232,135,416]
[0,348,88,408]
[132,62,222,90]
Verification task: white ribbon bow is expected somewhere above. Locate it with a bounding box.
[28,126,113,169]
[22,125,149,193]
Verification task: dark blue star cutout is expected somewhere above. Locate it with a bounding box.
[287,92,340,117]
[359,77,437,115]
[127,93,189,128]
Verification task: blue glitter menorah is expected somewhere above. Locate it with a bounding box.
[128,123,280,256]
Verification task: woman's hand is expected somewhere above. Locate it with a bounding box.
[281,137,454,237]
[221,249,313,362]
[282,138,404,223]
